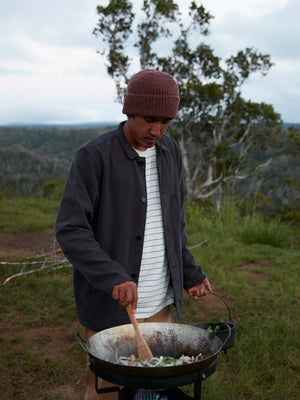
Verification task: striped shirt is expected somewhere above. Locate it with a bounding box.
[134,146,174,318]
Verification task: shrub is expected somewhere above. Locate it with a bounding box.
[234,214,293,248]
[42,179,65,200]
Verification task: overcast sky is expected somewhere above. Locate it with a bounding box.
[0,0,299,125]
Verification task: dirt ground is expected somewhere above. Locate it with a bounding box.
[0,232,268,400]
[0,231,270,278]
[0,232,58,258]
[0,231,248,315]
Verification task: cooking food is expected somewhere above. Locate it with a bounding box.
[207,325,220,333]
[114,353,204,367]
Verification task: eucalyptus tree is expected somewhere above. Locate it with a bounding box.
[94,0,281,204]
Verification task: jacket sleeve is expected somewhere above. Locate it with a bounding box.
[55,145,132,295]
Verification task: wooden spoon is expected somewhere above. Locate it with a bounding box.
[126,304,153,361]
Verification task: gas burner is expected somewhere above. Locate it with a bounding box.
[121,387,192,399]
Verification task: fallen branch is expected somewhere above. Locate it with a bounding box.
[3,260,71,284]
[190,240,207,249]
[25,248,62,260]
[2,248,72,285]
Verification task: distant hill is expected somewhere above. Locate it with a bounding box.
[0,123,299,219]
[0,124,117,195]
[283,122,300,128]
[1,122,119,129]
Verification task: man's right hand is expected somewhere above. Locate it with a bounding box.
[112,280,138,313]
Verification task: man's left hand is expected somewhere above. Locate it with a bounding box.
[187,278,212,299]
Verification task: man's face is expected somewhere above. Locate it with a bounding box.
[123,116,172,151]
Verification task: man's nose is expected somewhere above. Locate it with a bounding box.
[150,122,163,136]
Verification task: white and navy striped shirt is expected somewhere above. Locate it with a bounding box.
[134,146,174,318]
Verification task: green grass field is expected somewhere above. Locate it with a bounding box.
[0,197,299,399]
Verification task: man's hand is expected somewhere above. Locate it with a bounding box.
[187,278,212,300]
[112,280,138,312]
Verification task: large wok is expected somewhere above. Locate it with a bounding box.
[76,322,223,379]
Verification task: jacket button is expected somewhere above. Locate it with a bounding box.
[137,158,145,166]
[136,236,142,241]
[141,197,147,203]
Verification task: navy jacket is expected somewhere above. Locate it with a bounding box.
[55,122,206,331]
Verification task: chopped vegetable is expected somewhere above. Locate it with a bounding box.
[112,353,204,367]
[207,325,220,333]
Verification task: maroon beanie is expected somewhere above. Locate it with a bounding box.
[122,69,180,119]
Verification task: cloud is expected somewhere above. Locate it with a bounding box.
[210,0,300,60]
[0,0,115,125]
[0,28,123,125]
[197,0,300,121]
[0,0,299,124]
[0,0,101,78]
[203,0,289,19]
[241,58,300,123]
[0,70,123,125]
[0,0,99,47]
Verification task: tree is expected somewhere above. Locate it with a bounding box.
[93,0,282,205]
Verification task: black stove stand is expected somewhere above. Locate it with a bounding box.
[89,359,218,400]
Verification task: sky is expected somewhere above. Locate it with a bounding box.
[0,0,299,125]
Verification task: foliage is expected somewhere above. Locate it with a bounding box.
[42,179,65,201]
[0,195,59,233]
[185,201,295,249]
[94,0,282,204]
[235,215,293,248]
[0,265,83,400]
[234,124,300,227]
[181,209,300,399]
[0,126,111,196]
[1,124,299,225]
[285,124,300,154]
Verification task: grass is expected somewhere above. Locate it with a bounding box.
[183,204,300,399]
[0,198,299,399]
[0,196,59,233]
[235,214,293,248]
[0,265,85,400]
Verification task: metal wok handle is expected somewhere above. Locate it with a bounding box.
[207,292,233,322]
[75,331,89,355]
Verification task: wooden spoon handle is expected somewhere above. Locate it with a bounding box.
[126,304,153,360]
[126,304,139,330]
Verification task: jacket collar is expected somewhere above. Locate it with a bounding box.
[117,121,138,160]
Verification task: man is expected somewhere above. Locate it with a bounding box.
[55,69,212,399]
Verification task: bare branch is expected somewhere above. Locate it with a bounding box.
[2,247,72,285]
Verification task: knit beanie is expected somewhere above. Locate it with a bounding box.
[122,69,180,119]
